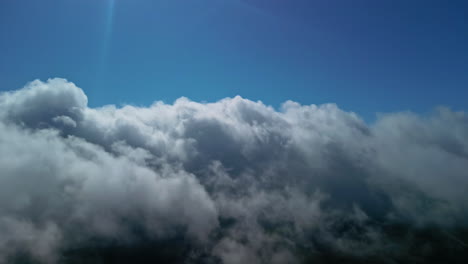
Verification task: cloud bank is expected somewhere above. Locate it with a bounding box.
[0,78,467,263]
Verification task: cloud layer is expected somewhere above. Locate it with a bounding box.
[0,78,467,263]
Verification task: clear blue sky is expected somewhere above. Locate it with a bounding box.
[1,0,467,120]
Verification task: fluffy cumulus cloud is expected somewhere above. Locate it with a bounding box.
[0,78,467,263]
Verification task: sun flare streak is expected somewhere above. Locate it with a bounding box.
[100,0,115,68]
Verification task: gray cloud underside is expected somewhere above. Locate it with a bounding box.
[0,79,467,263]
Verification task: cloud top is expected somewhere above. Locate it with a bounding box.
[0,78,467,263]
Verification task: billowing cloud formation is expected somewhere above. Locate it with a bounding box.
[0,78,467,263]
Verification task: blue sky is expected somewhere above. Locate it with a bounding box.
[1,0,467,121]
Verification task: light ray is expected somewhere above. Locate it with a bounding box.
[99,0,116,71]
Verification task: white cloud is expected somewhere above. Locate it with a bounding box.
[0,78,467,263]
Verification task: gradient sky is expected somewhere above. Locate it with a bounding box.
[1,0,467,121]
